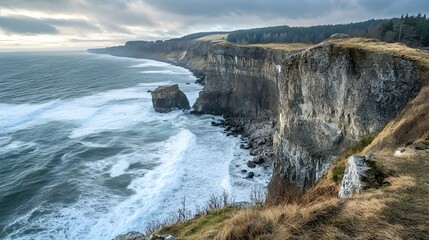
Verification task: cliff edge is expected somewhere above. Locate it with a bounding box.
[191,38,428,201]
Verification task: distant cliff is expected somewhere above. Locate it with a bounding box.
[89,37,429,200]
[88,38,216,78]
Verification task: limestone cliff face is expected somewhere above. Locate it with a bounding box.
[193,40,425,198]
[269,43,422,196]
[193,42,298,119]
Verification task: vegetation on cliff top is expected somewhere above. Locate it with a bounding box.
[243,43,313,51]
[227,14,429,48]
[328,38,429,69]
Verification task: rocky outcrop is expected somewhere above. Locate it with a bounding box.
[338,155,370,198]
[151,84,190,113]
[339,154,387,198]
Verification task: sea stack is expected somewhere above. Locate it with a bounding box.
[151,84,190,113]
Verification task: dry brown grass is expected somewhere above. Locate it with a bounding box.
[214,161,429,240]
[215,199,340,240]
[328,38,429,69]
[244,43,314,51]
[196,34,229,42]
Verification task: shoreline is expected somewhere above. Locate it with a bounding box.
[87,51,275,169]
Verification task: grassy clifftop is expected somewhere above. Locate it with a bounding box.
[329,38,429,69]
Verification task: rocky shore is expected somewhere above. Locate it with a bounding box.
[209,117,276,178]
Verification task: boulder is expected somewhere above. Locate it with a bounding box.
[211,120,225,126]
[240,143,251,150]
[250,149,258,156]
[253,156,264,164]
[338,155,369,199]
[246,172,255,179]
[151,84,190,113]
[247,161,256,168]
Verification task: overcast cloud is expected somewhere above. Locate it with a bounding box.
[0,0,428,50]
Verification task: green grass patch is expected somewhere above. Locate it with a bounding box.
[332,166,345,184]
[362,158,388,189]
[414,140,429,150]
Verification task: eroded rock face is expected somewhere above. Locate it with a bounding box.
[193,40,424,199]
[269,43,422,198]
[151,84,190,113]
[193,42,297,119]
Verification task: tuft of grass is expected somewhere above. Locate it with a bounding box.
[415,145,429,150]
[362,158,388,189]
[414,140,429,150]
[332,166,345,184]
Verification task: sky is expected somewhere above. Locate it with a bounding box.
[0,0,428,51]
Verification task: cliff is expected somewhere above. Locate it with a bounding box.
[88,36,224,78]
[193,42,310,118]
[191,38,429,200]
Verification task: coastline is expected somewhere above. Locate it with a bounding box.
[89,38,429,238]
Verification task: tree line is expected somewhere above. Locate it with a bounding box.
[226,14,429,47]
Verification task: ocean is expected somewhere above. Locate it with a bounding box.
[0,52,271,239]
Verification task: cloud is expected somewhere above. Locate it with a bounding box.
[0,0,154,27]
[0,0,428,50]
[357,0,429,15]
[45,18,100,31]
[0,16,58,34]
[146,0,353,18]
